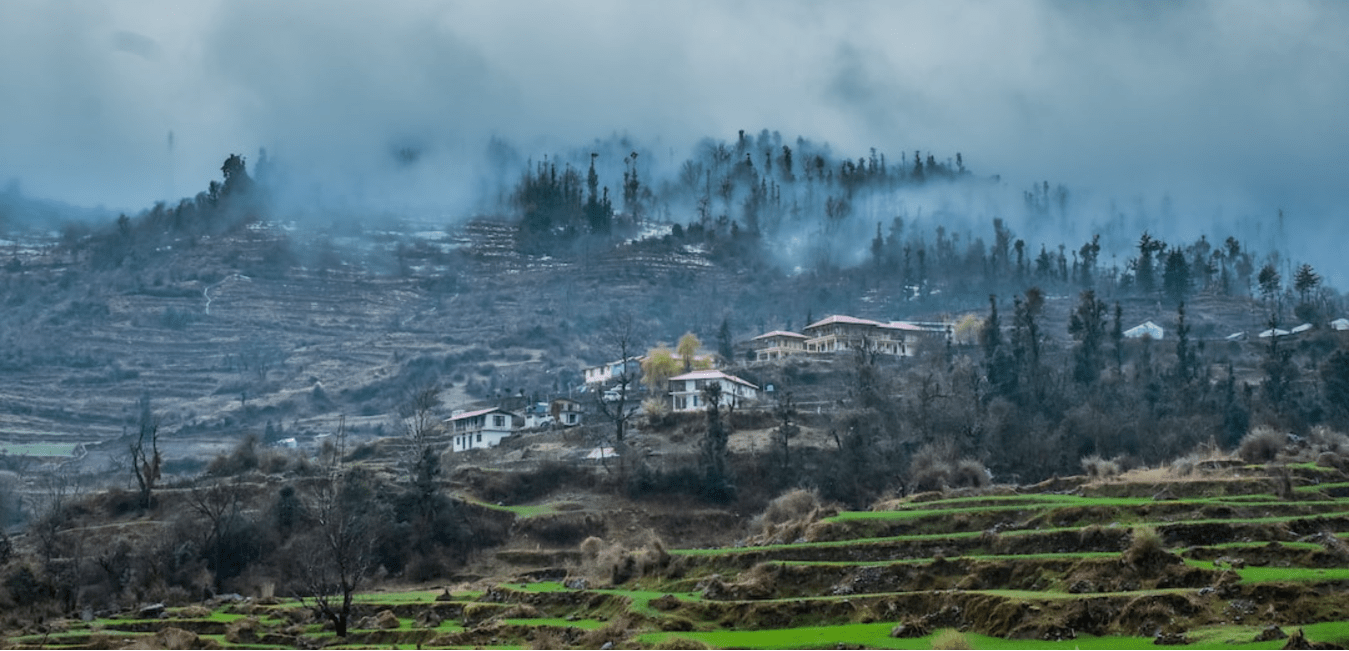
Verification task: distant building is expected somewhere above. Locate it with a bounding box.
[802,315,888,353]
[667,370,759,412]
[750,330,809,361]
[550,398,583,427]
[1124,321,1165,340]
[447,407,517,453]
[583,357,642,386]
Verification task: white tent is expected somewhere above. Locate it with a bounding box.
[1224,331,1246,341]
[1124,321,1164,340]
[584,447,617,460]
[1259,328,1291,338]
[1291,323,1314,334]
[1332,318,1349,331]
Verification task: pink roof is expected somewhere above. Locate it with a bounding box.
[752,330,809,340]
[804,315,881,330]
[668,369,759,390]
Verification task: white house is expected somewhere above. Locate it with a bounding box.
[667,370,759,412]
[550,398,583,427]
[1124,321,1164,340]
[447,407,517,453]
[583,357,642,386]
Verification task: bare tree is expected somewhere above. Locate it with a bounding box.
[296,471,376,638]
[399,383,446,534]
[595,312,643,447]
[129,395,161,511]
[398,383,442,478]
[186,479,244,594]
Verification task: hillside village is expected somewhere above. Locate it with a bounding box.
[440,313,959,453]
[438,309,1349,457]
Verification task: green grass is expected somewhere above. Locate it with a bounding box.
[1185,540,1323,552]
[459,494,560,518]
[1190,561,1349,584]
[635,623,1167,650]
[775,551,1119,568]
[673,530,985,557]
[500,618,608,630]
[1297,481,1349,493]
[827,494,1347,525]
[591,588,703,615]
[351,589,444,603]
[637,621,1349,650]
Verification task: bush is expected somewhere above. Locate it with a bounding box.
[750,489,820,536]
[1124,526,1171,568]
[1081,454,1122,479]
[950,459,991,489]
[931,628,972,650]
[207,435,260,476]
[1238,426,1286,464]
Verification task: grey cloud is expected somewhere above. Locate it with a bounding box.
[112,30,162,61]
[0,1,1345,281]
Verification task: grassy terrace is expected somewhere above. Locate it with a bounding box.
[12,470,1349,649]
[669,509,1349,562]
[636,621,1349,650]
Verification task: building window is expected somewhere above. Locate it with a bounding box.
[493,415,504,427]
[477,433,482,443]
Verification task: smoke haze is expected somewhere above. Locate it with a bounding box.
[1,1,1345,279]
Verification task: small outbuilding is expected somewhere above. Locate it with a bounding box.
[1124,321,1164,340]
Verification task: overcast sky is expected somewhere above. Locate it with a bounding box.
[1,0,1345,274]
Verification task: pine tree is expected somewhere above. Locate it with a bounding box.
[1068,290,1108,384]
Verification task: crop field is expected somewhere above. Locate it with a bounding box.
[8,463,1349,649]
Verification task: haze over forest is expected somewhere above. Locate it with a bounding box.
[0,1,1346,285]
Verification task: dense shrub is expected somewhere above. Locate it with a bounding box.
[750,490,820,536]
[1238,426,1286,464]
[1081,454,1122,479]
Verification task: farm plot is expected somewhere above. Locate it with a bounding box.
[10,465,1349,648]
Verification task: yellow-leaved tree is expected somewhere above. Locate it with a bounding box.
[642,346,680,392]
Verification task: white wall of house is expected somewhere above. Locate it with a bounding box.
[668,371,758,412]
[448,409,516,453]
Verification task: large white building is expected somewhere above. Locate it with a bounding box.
[748,314,954,360]
[667,370,759,412]
[447,407,517,453]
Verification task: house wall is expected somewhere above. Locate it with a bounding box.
[670,378,758,412]
[449,411,515,452]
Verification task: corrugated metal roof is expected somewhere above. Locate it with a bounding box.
[804,314,882,330]
[447,407,514,421]
[752,330,809,340]
[668,369,759,390]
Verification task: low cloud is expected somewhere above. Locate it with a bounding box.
[0,1,1343,279]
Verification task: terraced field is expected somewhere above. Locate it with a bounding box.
[9,464,1349,649]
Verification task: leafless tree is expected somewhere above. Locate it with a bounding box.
[398,383,441,475]
[129,395,161,511]
[296,472,376,638]
[399,383,446,530]
[594,311,643,447]
[186,479,244,594]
